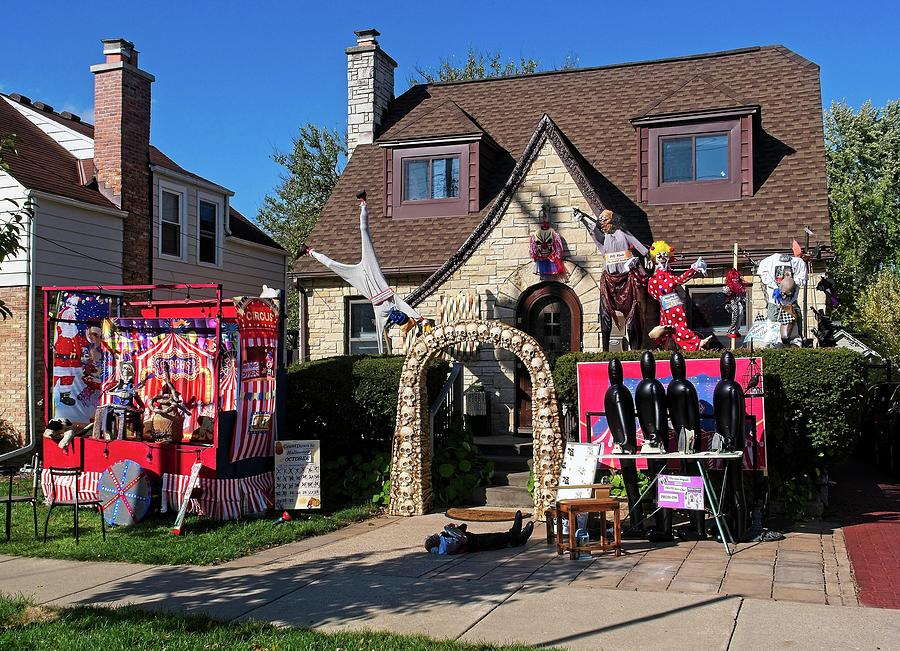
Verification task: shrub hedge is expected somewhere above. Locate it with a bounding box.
[285,355,450,507]
[285,355,449,451]
[553,348,867,511]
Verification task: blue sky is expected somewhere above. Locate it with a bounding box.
[2,1,898,220]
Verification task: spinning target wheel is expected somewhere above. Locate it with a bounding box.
[97,460,152,526]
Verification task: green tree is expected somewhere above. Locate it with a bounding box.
[855,269,900,358]
[825,99,900,309]
[257,124,346,256]
[256,124,345,329]
[410,49,578,86]
[0,134,32,319]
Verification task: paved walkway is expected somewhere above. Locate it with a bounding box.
[1,514,898,650]
[831,460,900,609]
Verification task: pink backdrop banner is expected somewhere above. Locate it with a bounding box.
[576,358,766,472]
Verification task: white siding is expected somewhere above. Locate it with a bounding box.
[151,172,286,299]
[33,197,123,286]
[3,97,94,160]
[0,171,29,286]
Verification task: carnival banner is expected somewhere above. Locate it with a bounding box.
[577,357,767,472]
[102,318,218,436]
[51,292,114,425]
[231,296,279,461]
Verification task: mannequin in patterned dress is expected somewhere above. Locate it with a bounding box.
[646,240,713,351]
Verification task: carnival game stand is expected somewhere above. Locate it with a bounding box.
[42,284,282,522]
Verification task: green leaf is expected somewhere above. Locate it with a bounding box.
[459,459,472,472]
[438,463,455,478]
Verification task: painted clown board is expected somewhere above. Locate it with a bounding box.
[577,358,766,472]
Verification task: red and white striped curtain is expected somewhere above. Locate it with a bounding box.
[160,471,274,520]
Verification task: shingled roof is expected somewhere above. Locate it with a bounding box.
[0,94,284,252]
[296,45,828,279]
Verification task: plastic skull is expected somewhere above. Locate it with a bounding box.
[500,328,513,348]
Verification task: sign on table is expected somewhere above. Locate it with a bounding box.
[274,440,321,510]
[557,443,602,500]
[658,474,705,510]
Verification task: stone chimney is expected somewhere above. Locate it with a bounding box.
[90,38,154,284]
[346,29,396,158]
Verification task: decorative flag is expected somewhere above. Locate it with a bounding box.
[231,296,279,461]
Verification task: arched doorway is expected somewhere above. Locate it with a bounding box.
[516,283,582,434]
[389,320,564,519]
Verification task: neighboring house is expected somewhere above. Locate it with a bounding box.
[295,29,831,436]
[0,39,288,442]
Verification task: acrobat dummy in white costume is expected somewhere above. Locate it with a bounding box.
[299,190,426,353]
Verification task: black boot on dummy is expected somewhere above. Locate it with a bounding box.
[714,351,749,541]
[605,358,643,533]
[509,510,523,540]
[667,351,707,539]
[518,521,534,546]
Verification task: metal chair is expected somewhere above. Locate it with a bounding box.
[1,459,39,542]
[43,466,105,544]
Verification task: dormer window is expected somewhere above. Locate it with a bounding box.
[386,143,474,218]
[633,108,756,205]
[403,156,460,201]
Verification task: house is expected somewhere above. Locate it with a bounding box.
[0,38,288,444]
[294,29,831,436]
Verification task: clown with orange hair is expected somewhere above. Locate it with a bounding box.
[646,240,713,351]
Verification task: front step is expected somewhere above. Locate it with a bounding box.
[491,469,531,488]
[473,435,533,456]
[471,485,533,509]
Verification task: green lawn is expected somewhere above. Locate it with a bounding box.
[0,597,551,651]
[2,478,375,565]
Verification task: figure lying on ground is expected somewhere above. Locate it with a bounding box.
[425,510,534,556]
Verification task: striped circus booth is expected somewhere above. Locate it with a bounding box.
[161,471,274,521]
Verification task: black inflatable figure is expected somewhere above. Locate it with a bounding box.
[666,351,706,538]
[713,351,749,541]
[605,358,642,530]
[635,351,672,541]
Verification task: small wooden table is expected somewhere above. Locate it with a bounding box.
[550,498,621,559]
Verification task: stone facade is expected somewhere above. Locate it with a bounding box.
[346,30,396,159]
[389,320,563,519]
[301,134,829,434]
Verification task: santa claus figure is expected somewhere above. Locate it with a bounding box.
[53,295,89,409]
[646,240,713,351]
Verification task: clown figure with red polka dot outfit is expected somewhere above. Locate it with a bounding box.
[646,240,714,352]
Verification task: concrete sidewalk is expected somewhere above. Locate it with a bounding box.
[1,514,898,650]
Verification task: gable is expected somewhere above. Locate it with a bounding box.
[637,74,751,118]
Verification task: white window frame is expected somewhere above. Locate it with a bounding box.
[158,180,187,261]
[346,297,379,355]
[196,191,223,268]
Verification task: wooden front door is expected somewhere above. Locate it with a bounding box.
[516,283,581,433]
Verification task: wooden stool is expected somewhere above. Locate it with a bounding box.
[552,498,621,559]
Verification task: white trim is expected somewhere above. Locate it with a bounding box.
[150,164,234,197]
[158,179,187,262]
[3,97,95,160]
[226,235,288,257]
[196,191,223,268]
[30,190,127,218]
[378,134,483,147]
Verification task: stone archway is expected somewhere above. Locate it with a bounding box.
[389,319,565,520]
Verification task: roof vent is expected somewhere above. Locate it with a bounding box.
[59,111,82,122]
[8,93,31,105]
[33,101,54,113]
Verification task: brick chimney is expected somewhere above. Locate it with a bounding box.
[346,29,396,158]
[90,38,154,284]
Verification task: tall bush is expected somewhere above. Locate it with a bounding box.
[286,355,450,508]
